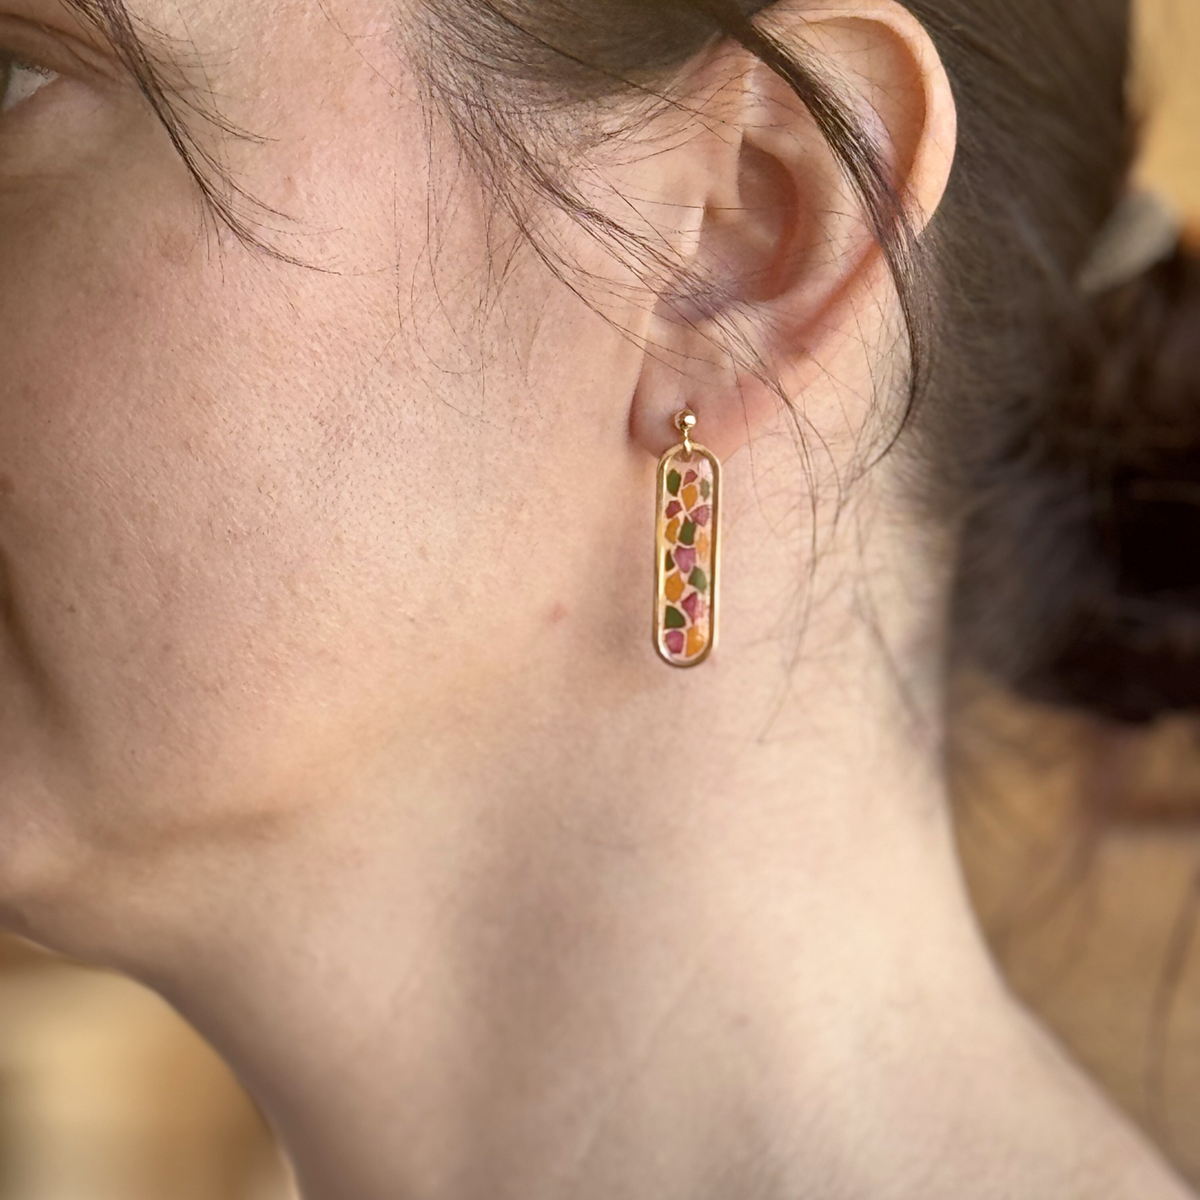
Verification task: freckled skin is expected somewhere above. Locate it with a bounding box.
[0,4,1193,1200]
[0,0,649,918]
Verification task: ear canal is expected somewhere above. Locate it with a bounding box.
[731,136,806,304]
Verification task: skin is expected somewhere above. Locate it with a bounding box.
[0,0,1195,1197]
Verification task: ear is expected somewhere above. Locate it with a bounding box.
[627,0,957,464]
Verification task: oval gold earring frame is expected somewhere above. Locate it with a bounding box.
[652,411,722,668]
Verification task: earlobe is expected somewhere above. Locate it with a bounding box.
[628,0,958,465]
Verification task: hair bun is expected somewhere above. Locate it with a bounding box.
[954,239,1200,724]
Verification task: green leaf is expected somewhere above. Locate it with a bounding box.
[700,479,712,501]
[665,606,687,630]
[667,470,681,497]
[689,568,708,593]
[680,520,696,546]
[664,551,675,572]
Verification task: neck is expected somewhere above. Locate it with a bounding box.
[81,462,1191,1200]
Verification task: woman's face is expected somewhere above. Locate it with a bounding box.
[0,0,662,917]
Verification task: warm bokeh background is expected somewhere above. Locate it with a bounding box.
[1,1,1198,1195]
[1138,0,1200,213]
[954,0,1200,1184]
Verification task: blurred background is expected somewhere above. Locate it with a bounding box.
[2,1,1199,1195]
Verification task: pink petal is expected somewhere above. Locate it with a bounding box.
[681,592,705,624]
[665,501,683,519]
[684,470,698,485]
[690,505,711,527]
[673,547,697,575]
[665,630,685,655]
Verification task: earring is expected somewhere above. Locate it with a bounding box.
[654,408,721,668]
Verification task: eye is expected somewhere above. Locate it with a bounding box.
[0,53,58,115]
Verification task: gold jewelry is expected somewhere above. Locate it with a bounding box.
[653,408,721,667]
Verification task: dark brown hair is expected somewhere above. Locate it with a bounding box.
[66,0,1200,723]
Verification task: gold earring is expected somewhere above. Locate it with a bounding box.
[653,409,721,667]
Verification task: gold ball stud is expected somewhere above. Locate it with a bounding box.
[674,409,698,435]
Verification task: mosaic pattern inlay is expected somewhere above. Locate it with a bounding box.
[654,446,720,667]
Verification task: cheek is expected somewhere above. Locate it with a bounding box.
[0,69,648,899]
[0,140,444,847]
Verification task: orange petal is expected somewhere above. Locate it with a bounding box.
[664,572,686,603]
[686,625,707,658]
